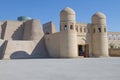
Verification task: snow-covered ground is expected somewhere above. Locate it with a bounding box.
[0,58,120,80]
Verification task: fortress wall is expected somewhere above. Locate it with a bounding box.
[0,22,2,38]
[76,23,87,36]
[86,24,93,56]
[22,20,32,40]
[0,19,49,59]
[92,12,109,57]
[75,23,93,57]
[3,21,23,40]
[109,49,120,57]
[23,19,44,40]
[43,22,57,34]
[3,40,49,59]
[60,31,78,58]
[45,31,78,58]
[3,40,34,59]
[0,39,7,59]
[44,32,60,57]
[92,33,109,57]
[77,36,86,45]
[1,22,7,39]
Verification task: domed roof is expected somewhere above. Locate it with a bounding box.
[17,16,32,21]
[92,12,106,19]
[60,7,75,15]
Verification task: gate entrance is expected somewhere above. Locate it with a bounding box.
[78,45,89,57]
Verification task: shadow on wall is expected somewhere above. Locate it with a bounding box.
[10,37,49,59]
[10,51,31,59]
[0,41,7,59]
[31,37,49,58]
[12,25,24,40]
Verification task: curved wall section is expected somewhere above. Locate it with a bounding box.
[44,33,60,57]
[60,31,78,58]
[23,19,44,40]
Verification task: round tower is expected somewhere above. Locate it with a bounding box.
[92,12,109,57]
[59,7,78,58]
[60,7,76,31]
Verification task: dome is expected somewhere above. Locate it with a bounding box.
[17,16,32,21]
[92,12,106,19]
[60,7,75,15]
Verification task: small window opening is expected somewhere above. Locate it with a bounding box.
[93,28,95,33]
[84,28,86,32]
[104,28,106,32]
[76,26,78,32]
[80,27,82,32]
[98,28,101,32]
[64,25,67,30]
[70,25,73,30]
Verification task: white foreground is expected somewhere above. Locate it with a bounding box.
[0,58,120,80]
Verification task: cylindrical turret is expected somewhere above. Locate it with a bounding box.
[92,12,109,57]
[60,30,78,58]
[59,7,78,58]
[60,7,76,31]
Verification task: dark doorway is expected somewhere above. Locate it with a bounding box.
[78,45,89,57]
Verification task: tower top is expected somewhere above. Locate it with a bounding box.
[60,7,75,15]
[92,12,106,19]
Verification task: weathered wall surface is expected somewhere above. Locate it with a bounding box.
[3,40,49,59]
[92,33,109,57]
[0,21,4,38]
[0,19,49,59]
[3,21,23,40]
[0,39,7,59]
[1,6,120,59]
[45,30,78,58]
[3,40,34,59]
[23,19,44,40]
[109,49,120,57]
[92,12,109,57]
[77,36,86,45]
[76,24,87,44]
[43,21,57,34]
[60,31,78,58]
[87,24,93,56]
[44,33,60,57]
